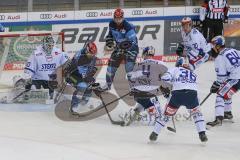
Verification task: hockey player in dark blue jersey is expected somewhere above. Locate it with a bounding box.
[64,42,98,113]
[101,8,139,91]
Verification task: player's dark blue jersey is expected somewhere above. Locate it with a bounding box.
[107,19,138,45]
[73,48,97,76]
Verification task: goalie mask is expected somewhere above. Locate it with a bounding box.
[42,35,54,55]
[142,46,155,59]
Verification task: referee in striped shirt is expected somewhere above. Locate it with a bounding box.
[200,0,230,42]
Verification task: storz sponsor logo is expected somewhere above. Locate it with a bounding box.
[132,10,143,16]
[192,8,200,13]
[86,12,98,17]
[41,63,56,70]
[40,14,52,19]
[0,15,5,20]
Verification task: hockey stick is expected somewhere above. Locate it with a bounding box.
[168,92,212,132]
[54,82,67,104]
[167,116,176,133]
[188,92,212,119]
[11,89,31,102]
[100,91,131,108]
[167,92,212,132]
[200,92,212,106]
[98,92,130,126]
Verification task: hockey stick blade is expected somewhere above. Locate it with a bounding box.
[98,94,125,126]
[167,126,176,133]
[11,89,31,102]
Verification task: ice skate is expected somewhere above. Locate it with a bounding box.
[206,116,223,127]
[149,132,158,141]
[199,131,208,143]
[224,111,233,120]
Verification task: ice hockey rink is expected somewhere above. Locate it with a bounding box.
[0,61,239,160]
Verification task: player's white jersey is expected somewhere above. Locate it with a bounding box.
[181,28,211,69]
[161,67,197,91]
[215,48,240,83]
[128,59,168,93]
[24,45,69,81]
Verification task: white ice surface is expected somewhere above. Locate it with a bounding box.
[0,62,240,160]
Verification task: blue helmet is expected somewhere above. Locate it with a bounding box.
[211,36,225,47]
[142,46,155,57]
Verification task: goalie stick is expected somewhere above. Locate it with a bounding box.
[11,89,31,102]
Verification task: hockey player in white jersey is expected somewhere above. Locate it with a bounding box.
[149,57,208,142]
[207,36,240,127]
[123,46,169,126]
[23,35,69,99]
[176,17,212,70]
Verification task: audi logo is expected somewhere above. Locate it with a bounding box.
[86,12,98,17]
[192,8,200,13]
[0,15,5,20]
[230,8,240,12]
[40,14,52,19]
[132,10,143,16]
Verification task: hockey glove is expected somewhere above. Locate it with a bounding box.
[160,86,170,98]
[87,66,98,77]
[176,43,184,57]
[210,81,221,93]
[106,36,114,48]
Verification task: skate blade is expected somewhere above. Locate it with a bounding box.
[147,140,158,144]
[200,141,207,146]
[223,119,234,123]
[206,123,222,130]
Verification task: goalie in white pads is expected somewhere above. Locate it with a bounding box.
[207,36,240,127]
[149,57,208,143]
[176,17,212,70]
[124,46,169,126]
[20,35,68,100]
